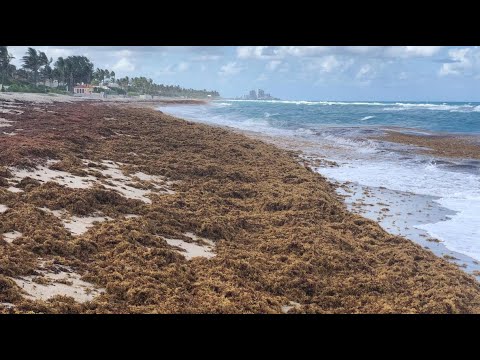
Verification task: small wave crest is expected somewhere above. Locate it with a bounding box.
[295,128,315,135]
[382,102,480,112]
[320,134,379,154]
[264,112,280,118]
[360,115,375,121]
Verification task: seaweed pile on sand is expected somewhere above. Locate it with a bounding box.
[1,99,480,313]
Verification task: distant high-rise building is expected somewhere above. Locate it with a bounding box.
[236,89,279,101]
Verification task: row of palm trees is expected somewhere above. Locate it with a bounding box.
[1,46,220,97]
[0,47,97,91]
[115,76,220,97]
[92,68,115,85]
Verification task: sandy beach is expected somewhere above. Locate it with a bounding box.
[1,94,480,314]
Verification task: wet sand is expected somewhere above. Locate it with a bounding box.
[332,182,480,274]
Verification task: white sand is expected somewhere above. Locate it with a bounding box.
[184,232,215,247]
[1,92,197,104]
[0,302,15,309]
[0,204,8,213]
[164,233,215,260]
[93,161,154,202]
[132,171,165,182]
[12,265,104,303]
[2,131,18,136]
[63,215,113,236]
[94,160,127,179]
[39,207,63,217]
[0,93,76,104]
[0,118,15,127]
[9,159,175,203]
[2,231,22,244]
[40,208,112,236]
[0,92,171,104]
[84,160,175,203]
[281,301,302,314]
[103,183,153,203]
[7,186,23,193]
[10,165,97,189]
[132,171,176,194]
[0,102,23,109]
[0,108,23,115]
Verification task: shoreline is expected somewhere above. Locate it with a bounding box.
[1,96,480,313]
[156,102,480,275]
[159,117,480,277]
[0,91,210,105]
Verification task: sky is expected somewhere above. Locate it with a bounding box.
[7,46,480,101]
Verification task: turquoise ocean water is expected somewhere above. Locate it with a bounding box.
[179,100,480,134]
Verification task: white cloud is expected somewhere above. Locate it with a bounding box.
[356,64,375,79]
[9,46,74,66]
[384,46,442,58]
[156,65,175,76]
[306,56,354,74]
[256,73,268,81]
[156,62,190,76]
[237,46,443,60]
[266,60,282,71]
[439,47,480,76]
[114,49,133,58]
[218,62,243,76]
[177,62,190,72]
[44,47,74,59]
[237,46,270,59]
[193,55,221,61]
[279,46,334,58]
[112,57,135,72]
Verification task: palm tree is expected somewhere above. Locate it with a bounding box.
[0,46,14,88]
[103,69,110,84]
[54,57,66,87]
[93,68,102,83]
[41,57,53,90]
[22,48,48,86]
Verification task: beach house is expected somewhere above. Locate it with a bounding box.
[73,84,94,95]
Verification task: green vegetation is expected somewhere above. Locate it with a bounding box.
[92,68,115,85]
[0,46,220,98]
[6,83,47,93]
[116,76,219,98]
[0,46,15,89]
[21,48,49,86]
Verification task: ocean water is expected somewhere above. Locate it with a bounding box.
[177,100,480,135]
[160,100,480,266]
